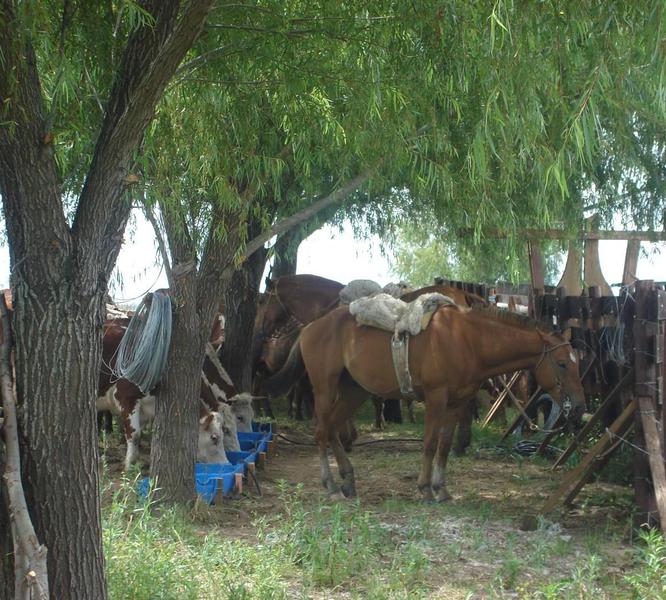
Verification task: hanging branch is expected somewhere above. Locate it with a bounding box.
[243,169,373,259]
[142,202,175,289]
[0,298,49,600]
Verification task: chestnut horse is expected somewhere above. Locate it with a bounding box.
[264,304,585,502]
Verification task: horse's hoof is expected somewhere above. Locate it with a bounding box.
[328,491,346,501]
[421,498,436,505]
[341,485,357,498]
[435,491,452,503]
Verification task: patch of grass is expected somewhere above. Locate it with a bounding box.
[624,528,666,599]
[265,482,431,595]
[103,480,293,600]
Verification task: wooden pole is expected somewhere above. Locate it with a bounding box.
[0,297,49,599]
[633,280,662,527]
[583,239,612,296]
[552,369,634,469]
[557,242,582,295]
[638,396,666,526]
[541,400,637,514]
[481,371,522,428]
[622,240,641,286]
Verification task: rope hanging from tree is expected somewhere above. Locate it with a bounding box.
[115,291,173,393]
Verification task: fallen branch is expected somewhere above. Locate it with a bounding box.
[0,297,49,599]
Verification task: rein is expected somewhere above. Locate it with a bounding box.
[511,341,576,434]
[262,285,341,342]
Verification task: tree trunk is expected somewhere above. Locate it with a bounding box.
[13,289,107,599]
[270,230,299,280]
[219,228,267,392]
[149,271,210,504]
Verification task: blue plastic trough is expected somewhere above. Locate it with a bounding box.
[225,450,257,475]
[138,462,243,504]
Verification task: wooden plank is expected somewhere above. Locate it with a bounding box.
[528,241,545,291]
[623,240,641,285]
[557,241,582,295]
[658,290,666,320]
[563,416,635,506]
[459,228,666,241]
[638,396,666,526]
[499,386,543,441]
[552,369,634,469]
[541,399,637,514]
[536,429,558,457]
[481,371,522,428]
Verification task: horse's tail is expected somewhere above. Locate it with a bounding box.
[262,336,305,397]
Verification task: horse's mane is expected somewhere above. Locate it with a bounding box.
[469,305,554,333]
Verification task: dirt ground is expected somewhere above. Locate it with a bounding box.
[102,409,639,598]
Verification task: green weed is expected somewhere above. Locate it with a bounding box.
[624,528,666,599]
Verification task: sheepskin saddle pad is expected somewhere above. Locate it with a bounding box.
[349,292,455,336]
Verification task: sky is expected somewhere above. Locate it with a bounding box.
[0,209,664,302]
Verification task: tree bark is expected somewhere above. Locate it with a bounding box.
[270,229,299,280]
[0,2,215,596]
[150,202,240,501]
[219,243,267,391]
[149,269,208,504]
[13,290,107,599]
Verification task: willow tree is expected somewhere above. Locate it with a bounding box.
[131,0,666,503]
[0,2,215,597]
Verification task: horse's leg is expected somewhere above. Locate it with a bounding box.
[404,398,416,423]
[262,396,275,420]
[417,390,448,502]
[338,418,358,452]
[312,378,342,496]
[453,399,474,456]
[328,378,368,497]
[372,395,385,429]
[432,403,466,502]
[294,385,304,421]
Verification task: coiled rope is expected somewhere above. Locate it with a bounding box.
[115,291,173,394]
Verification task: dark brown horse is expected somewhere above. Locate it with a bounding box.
[252,274,344,419]
[264,304,585,502]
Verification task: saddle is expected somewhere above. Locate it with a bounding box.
[349,293,455,397]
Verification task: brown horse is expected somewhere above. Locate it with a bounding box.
[396,284,488,427]
[264,304,585,502]
[252,274,344,419]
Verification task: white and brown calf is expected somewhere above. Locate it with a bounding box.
[201,343,254,433]
[99,319,231,469]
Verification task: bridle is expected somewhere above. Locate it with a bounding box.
[532,340,576,419]
[258,282,341,343]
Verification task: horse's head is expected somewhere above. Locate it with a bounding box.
[532,330,586,429]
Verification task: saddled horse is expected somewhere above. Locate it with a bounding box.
[252,274,344,418]
[393,284,488,427]
[264,304,585,502]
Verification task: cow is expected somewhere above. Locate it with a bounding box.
[200,342,254,432]
[98,319,236,469]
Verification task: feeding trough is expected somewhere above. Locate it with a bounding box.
[226,450,257,476]
[138,462,244,503]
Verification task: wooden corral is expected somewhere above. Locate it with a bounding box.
[450,227,666,525]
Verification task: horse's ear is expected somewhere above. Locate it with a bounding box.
[561,328,572,342]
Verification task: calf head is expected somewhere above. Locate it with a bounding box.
[197,409,229,464]
[227,392,254,433]
[218,402,241,452]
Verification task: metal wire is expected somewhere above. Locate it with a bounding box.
[115,291,172,394]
